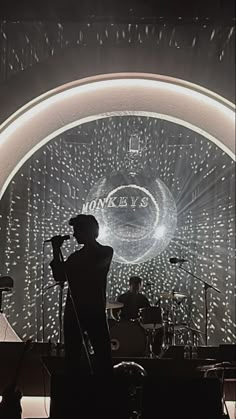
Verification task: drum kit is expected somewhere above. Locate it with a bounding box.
[106,290,203,358]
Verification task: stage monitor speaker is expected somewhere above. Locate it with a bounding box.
[49,373,130,419]
[196,345,218,360]
[218,344,236,362]
[142,376,223,419]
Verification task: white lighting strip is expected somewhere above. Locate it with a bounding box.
[0,73,235,200]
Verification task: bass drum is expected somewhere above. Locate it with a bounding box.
[110,320,146,357]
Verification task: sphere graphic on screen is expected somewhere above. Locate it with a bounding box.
[82,172,177,263]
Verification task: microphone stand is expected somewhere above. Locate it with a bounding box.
[46,281,64,346]
[176,264,221,346]
[43,244,65,347]
[57,248,93,375]
[57,249,65,347]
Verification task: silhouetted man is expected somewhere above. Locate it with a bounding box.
[50,214,114,378]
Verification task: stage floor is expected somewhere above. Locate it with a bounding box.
[0,342,235,418]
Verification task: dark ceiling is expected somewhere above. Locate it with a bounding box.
[0,0,235,22]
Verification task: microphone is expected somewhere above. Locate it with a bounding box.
[169,257,188,264]
[44,234,70,243]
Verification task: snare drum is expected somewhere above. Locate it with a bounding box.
[110,320,146,357]
[139,306,163,329]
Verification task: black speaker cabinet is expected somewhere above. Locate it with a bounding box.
[218,344,236,362]
[142,376,223,419]
[49,373,130,419]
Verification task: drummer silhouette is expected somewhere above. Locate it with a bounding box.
[50,214,114,378]
[114,276,164,358]
[116,276,150,320]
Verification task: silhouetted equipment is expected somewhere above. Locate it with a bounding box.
[138,306,163,358]
[0,276,23,342]
[169,257,188,264]
[110,320,146,357]
[159,291,187,300]
[0,343,51,396]
[218,344,236,363]
[44,234,70,243]
[107,287,208,358]
[139,306,163,330]
[49,372,123,419]
[0,340,33,419]
[0,276,13,313]
[173,263,221,346]
[113,361,147,419]
[142,376,223,419]
[47,361,225,419]
[42,347,236,418]
[0,276,13,290]
[106,301,124,310]
[161,345,219,361]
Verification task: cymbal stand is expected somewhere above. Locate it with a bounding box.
[46,248,65,350]
[146,327,158,358]
[43,242,65,351]
[177,264,221,346]
[0,289,3,313]
[170,290,177,345]
[161,293,177,347]
[159,309,172,358]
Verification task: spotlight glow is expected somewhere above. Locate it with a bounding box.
[154,225,166,239]
[83,172,177,263]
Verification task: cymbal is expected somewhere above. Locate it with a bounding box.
[173,324,204,334]
[159,292,187,299]
[174,323,188,331]
[183,326,205,335]
[106,301,124,310]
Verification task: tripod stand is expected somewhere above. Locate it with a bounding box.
[177,264,221,346]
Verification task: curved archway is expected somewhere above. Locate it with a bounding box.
[0,72,235,199]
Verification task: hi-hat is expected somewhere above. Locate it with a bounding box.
[159,291,187,299]
[106,301,124,310]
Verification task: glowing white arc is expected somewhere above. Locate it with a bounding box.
[0,72,235,199]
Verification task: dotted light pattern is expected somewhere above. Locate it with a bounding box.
[0,21,234,91]
[0,117,235,345]
[83,174,177,263]
[0,21,235,344]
